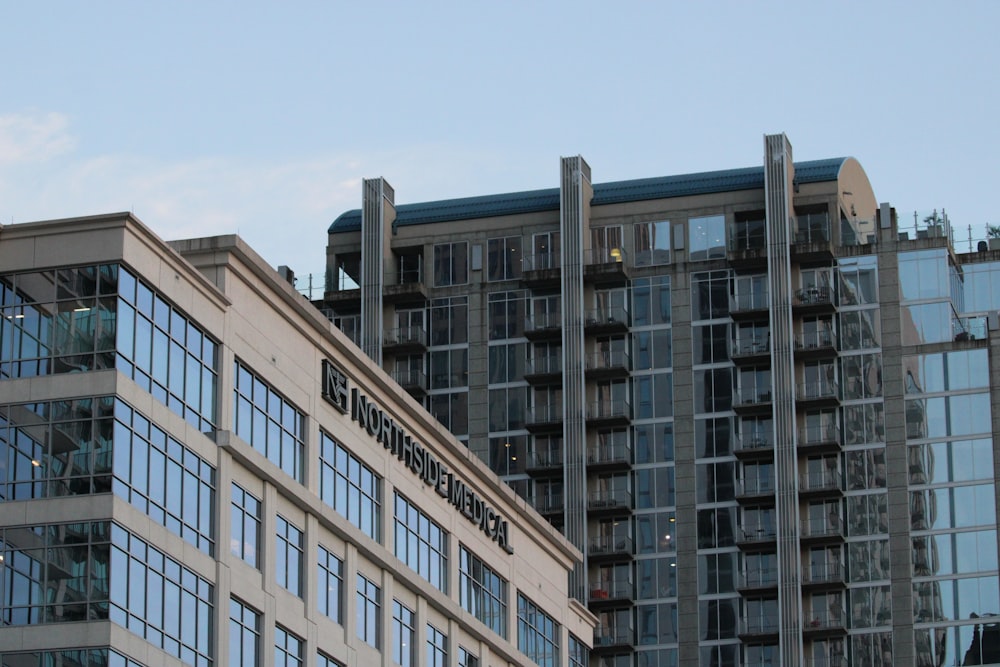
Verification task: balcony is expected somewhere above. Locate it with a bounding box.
[730,293,769,319]
[794,330,838,359]
[801,563,846,590]
[793,287,836,313]
[583,248,629,285]
[791,214,834,260]
[592,628,633,652]
[587,489,633,515]
[520,252,561,287]
[587,441,631,471]
[588,535,634,561]
[806,657,847,667]
[798,425,841,454]
[797,380,840,407]
[587,400,631,427]
[799,470,843,498]
[739,618,780,641]
[525,449,562,477]
[585,350,631,380]
[800,518,845,544]
[728,221,768,267]
[382,267,427,304]
[802,609,847,637]
[584,306,630,334]
[733,388,773,415]
[524,312,563,340]
[382,326,427,354]
[391,369,427,396]
[588,578,634,607]
[731,337,770,364]
[735,477,776,504]
[734,434,774,460]
[736,527,777,550]
[529,493,564,519]
[737,568,778,593]
[526,404,563,433]
[524,356,562,384]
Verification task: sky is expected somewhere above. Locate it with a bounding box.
[2,2,999,282]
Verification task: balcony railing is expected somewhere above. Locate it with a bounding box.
[588,442,631,466]
[522,252,560,272]
[529,493,563,514]
[588,578,633,602]
[527,404,563,425]
[525,356,562,377]
[588,535,633,557]
[382,326,426,347]
[587,400,631,421]
[803,609,846,632]
[734,433,773,454]
[588,489,633,511]
[585,306,629,327]
[795,213,831,244]
[737,477,776,497]
[731,292,769,313]
[797,380,839,401]
[737,527,777,544]
[801,517,844,540]
[586,350,631,373]
[794,286,834,307]
[800,470,842,493]
[592,628,633,648]
[391,369,427,392]
[802,563,844,585]
[525,449,562,469]
[732,337,770,357]
[740,618,779,636]
[735,388,773,406]
[799,424,841,447]
[794,329,837,351]
[584,247,627,266]
[524,312,563,335]
[739,568,778,589]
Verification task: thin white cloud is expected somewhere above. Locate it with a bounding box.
[0,112,76,164]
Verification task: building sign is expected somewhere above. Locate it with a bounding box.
[322,360,513,554]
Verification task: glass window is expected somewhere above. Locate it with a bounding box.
[691,271,730,320]
[232,359,304,482]
[488,236,522,281]
[518,594,559,667]
[460,545,508,639]
[356,574,382,649]
[318,652,344,667]
[488,291,526,340]
[427,624,448,667]
[318,545,344,624]
[394,493,448,592]
[276,516,304,597]
[433,242,469,286]
[393,600,415,666]
[231,483,261,567]
[458,647,479,667]
[275,625,303,667]
[230,598,260,667]
[320,432,382,541]
[689,215,726,261]
[108,524,213,665]
[634,220,671,266]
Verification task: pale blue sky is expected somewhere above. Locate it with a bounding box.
[2,2,998,276]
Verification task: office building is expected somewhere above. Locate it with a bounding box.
[0,214,596,667]
[322,133,1000,666]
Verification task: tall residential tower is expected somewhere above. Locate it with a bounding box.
[322,133,1000,667]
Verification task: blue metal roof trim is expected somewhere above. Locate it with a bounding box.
[328,158,847,233]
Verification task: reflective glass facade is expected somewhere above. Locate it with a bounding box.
[394,492,447,592]
[356,574,381,649]
[317,545,343,624]
[276,515,304,597]
[459,545,508,639]
[392,599,415,667]
[233,359,305,482]
[109,525,213,666]
[231,482,261,567]
[319,431,381,541]
[518,593,559,667]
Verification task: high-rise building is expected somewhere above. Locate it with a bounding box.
[0,214,596,667]
[321,133,1000,667]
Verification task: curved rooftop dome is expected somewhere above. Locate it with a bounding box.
[329,157,848,234]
